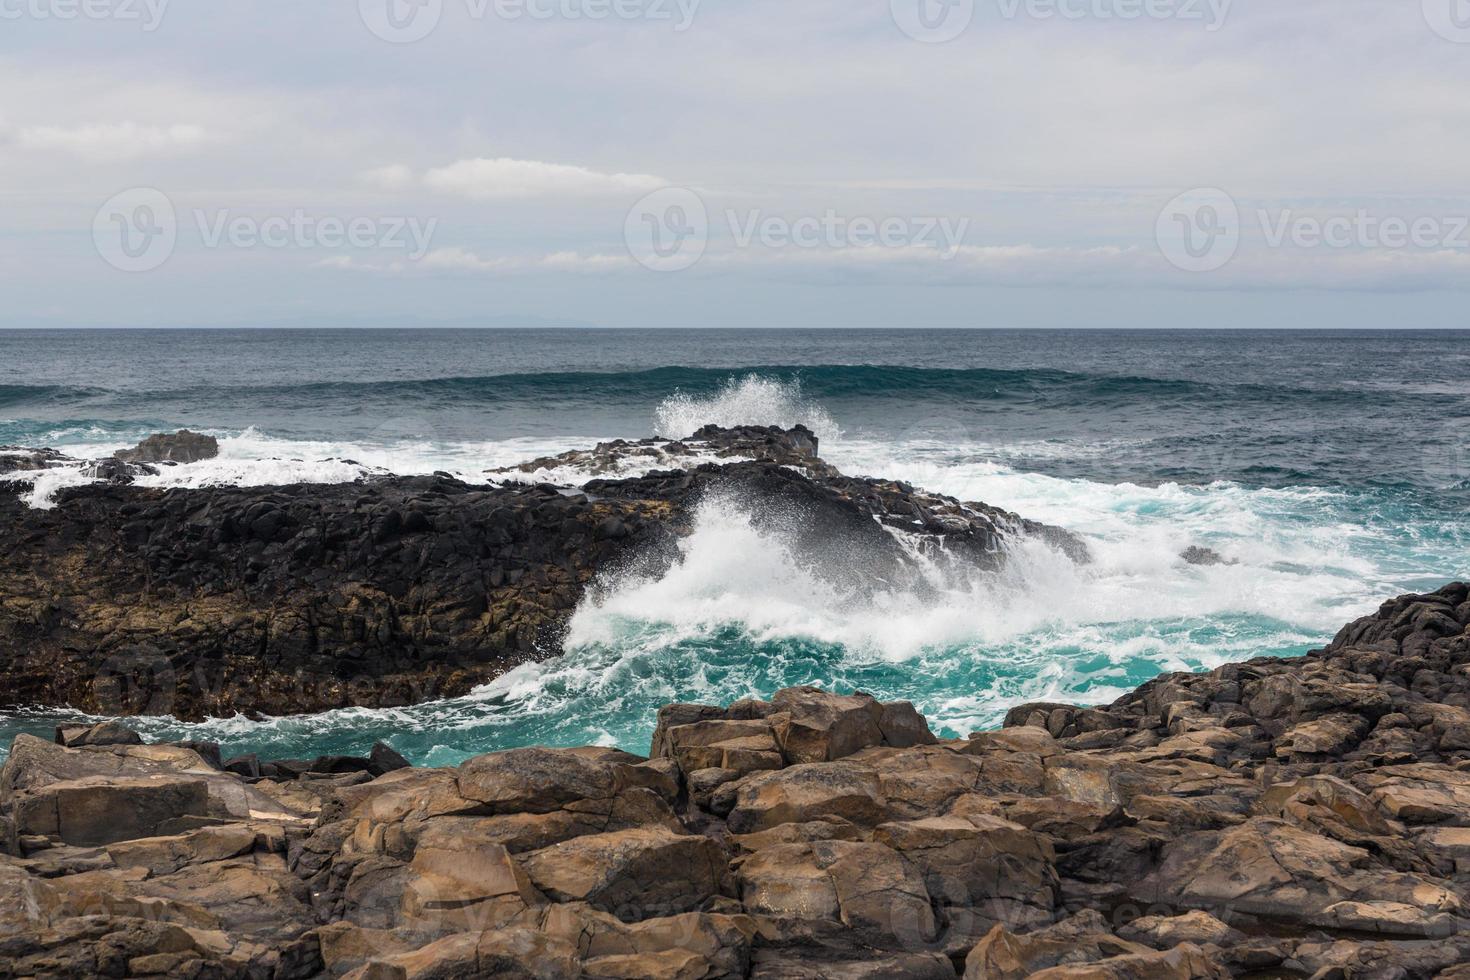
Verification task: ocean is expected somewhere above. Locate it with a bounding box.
[1,328,1467,764]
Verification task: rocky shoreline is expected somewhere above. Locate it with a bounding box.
[0,426,1084,720]
[1,583,1469,978]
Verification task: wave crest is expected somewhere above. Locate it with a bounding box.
[653,374,841,442]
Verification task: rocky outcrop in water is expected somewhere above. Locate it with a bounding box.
[2,584,1469,978]
[114,430,220,465]
[0,426,1084,720]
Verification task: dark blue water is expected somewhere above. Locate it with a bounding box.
[1,329,1466,762]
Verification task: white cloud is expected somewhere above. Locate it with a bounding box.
[746,241,1470,292]
[319,240,1470,292]
[358,164,416,190]
[422,157,665,200]
[13,122,210,159]
[319,247,631,275]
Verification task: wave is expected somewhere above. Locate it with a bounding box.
[0,385,112,410]
[5,364,1460,413]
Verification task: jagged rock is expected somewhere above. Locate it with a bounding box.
[9,774,210,845]
[963,913,1153,980]
[341,927,580,980]
[874,815,1058,931]
[725,762,887,833]
[0,734,312,827]
[369,742,411,776]
[115,429,220,464]
[0,445,75,474]
[751,949,956,979]
[105,823,261,875]
[736,838,937,948]
[55,720,143,748]
[1022,944,1228,979]
[1115,911,1240,949]
[1136,817,1461,936]
[518,827,731,920]
[1179,545,1236,567]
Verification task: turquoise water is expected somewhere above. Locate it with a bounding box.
[1,329,1466,762]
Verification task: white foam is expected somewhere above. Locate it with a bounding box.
[10,429,639,508]
[653,374,841,443]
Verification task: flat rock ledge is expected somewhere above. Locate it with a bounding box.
[4,583,1470,979]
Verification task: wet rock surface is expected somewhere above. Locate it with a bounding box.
[0,426,1085,720]
[3,585,1470,977]
[114,430,220,465]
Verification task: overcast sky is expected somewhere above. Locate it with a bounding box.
[4,0,1469,328]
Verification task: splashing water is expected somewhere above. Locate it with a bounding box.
[653,374,841,443]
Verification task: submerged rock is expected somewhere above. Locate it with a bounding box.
[3,586,1470,976]
[1180,545,1237,566]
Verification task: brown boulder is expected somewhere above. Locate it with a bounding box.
[736,839,936,948]
[518,827,731,921]
[874,814,1059,943]
[10,774,209,846]
[725,763,885,833]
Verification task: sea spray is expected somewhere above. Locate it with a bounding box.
[653,374,840,443]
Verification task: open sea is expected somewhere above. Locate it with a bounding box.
[1,328,1467,764]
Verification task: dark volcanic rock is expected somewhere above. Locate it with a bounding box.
[0,426,1086,720]
[115,429,220,464]
[0,475,676,719]
[1180,545,1236,566]
[0,446,75,475]
[493,423,834,480]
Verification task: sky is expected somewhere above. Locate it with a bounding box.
[3,0,1469,329]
